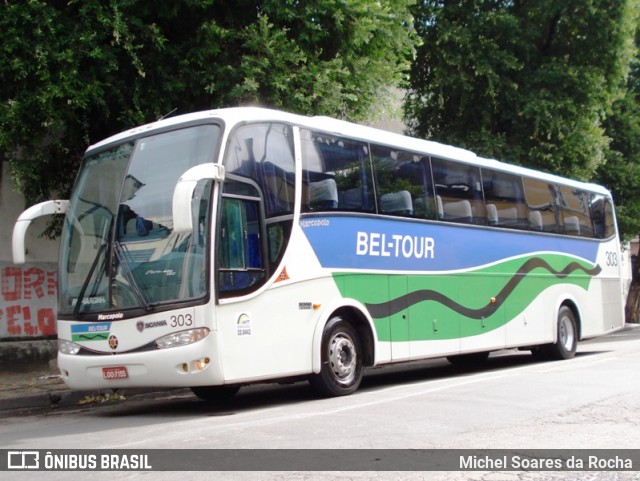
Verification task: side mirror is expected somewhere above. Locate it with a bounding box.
[12,200,69,264]
[172,164,225,235]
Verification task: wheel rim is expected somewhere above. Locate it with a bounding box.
[328,332,357,386]
[559,314,575,352]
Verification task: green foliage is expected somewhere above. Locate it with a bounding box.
[1,0,416,205]
[597,50,640,240]
[405,0,639,183]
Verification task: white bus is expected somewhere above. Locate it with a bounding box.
[13,107,629,400]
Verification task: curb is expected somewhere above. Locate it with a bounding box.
[0,389,87,413]
[0,384,184,414]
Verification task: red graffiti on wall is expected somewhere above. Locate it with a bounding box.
[0,266,57,337]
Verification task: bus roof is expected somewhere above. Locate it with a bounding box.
[88,106,611,196]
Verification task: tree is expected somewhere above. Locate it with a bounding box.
[596,35,640,321]
[597,36,640,240]
[405,0,638,183]
[1,0,416,205]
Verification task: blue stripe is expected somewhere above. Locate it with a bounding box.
[71,322,111,334]
[300,215,599,271]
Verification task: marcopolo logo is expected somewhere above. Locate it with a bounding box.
[97,312,124,321]
[98,312,124,321]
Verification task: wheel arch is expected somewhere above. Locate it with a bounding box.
[311,299,378,374]
[556,296,582,341]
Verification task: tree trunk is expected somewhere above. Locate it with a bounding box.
[625,254,640,323]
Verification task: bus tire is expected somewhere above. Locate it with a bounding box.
[191,385,240,403]
[310,316,363,397]
[544,306,578,360]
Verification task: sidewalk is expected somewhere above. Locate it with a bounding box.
[0,340,89,413]
[0,340,185,414]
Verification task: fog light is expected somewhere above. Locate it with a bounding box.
[155,328,210,349]
[194,357,210,371]
[58,339,81,355]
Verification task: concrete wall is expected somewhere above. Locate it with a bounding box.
[1,162,59,339]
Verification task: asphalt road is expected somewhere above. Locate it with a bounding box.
[2,325,640,481]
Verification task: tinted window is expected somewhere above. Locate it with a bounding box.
[224,123,296,218]
[590,194,615,239]
[218,181,265,297]
[482,169,528,229]
[301,129,374,213]
[558,186,594,237]
[432,158,484,224]
[523,178,559,232]
[371,145,435,219]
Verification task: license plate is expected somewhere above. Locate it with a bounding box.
[102,366,128,380]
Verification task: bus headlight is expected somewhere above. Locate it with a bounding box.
[155,328,210,349]
[58,339,81,355]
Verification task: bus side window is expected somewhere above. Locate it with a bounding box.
[590,194,615,239]
[224,123,296,218]
[523,177,558,233]
[218,196,266,297]
[557,186,594,238]
[432,158,484,224]
[371,145,435,219]
[267,220,292,272]
[300,130,375,213]
[481,169,528,229]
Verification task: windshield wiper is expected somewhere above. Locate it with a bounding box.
[112,241,153,312]
[73,242,108,318]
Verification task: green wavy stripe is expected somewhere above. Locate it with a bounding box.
[332,254,598,341]
[366,258,601,319]
[72,333,109,342]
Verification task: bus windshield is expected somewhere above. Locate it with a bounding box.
[59,124,220,316]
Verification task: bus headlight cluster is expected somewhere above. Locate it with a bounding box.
[58,339,81,355]
[155,328,210,349]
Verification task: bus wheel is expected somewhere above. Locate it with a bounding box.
[191,385,240,403]
[544,306,578,360]
[311,317,363,397]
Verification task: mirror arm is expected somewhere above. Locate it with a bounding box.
[13,200,69,264]
[172,164,225,234]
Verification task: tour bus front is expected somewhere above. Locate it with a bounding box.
[55,123,228,389]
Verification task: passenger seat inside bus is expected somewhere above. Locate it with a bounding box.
[380,190,413,216]
[486,204,521,227]
[486,203,498,225]
[564,216,580,235]
[437,196,473,223]
[308,178,338,210]
[529,211,543,231]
